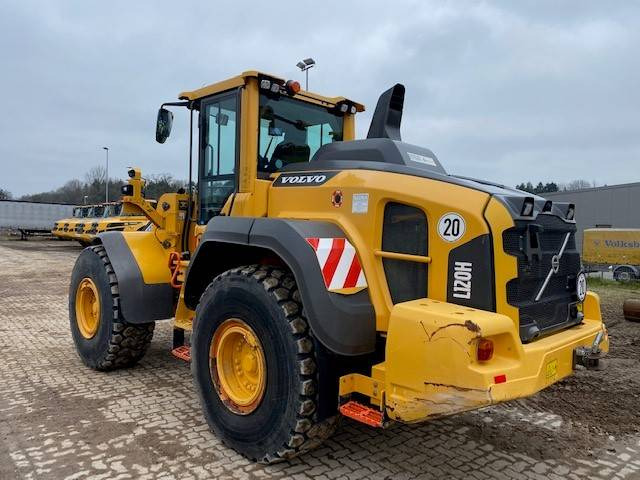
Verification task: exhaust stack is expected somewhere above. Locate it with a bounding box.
[366,84,405,141]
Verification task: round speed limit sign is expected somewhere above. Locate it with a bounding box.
[438,213,466,242]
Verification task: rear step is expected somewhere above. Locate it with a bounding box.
[339,400,384,427]
[171,345,191,362]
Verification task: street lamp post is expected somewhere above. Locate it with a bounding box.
[296,58,316,90]
[102,147,109,203]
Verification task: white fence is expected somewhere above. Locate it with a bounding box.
[0,200,75,232]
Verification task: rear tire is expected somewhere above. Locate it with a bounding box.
[191,265,338,463]
[69,245,155,371]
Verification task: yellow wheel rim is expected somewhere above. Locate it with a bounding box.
[75,277,101,339]
[210,319,266,415]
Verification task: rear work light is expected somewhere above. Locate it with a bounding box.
[566,203,575,220]
[521,197,534,217]
[260,78,282,94]
[260,79,271,90]
[476,338,494,362]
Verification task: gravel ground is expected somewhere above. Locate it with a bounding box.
[1,238,640,479]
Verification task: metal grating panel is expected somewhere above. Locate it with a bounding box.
[503,214,582,342]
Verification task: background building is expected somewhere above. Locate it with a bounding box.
[544,182,640,250]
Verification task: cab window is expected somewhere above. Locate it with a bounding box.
[199,92,238,223]
[257,94,343,176]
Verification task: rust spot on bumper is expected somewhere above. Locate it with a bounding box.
[419,319,482,341]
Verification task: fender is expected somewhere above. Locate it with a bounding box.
[184,217,376,356]
[98,232,175,323]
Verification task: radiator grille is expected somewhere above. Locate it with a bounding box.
[503,214,581,342]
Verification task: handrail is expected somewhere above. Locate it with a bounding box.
[374,250,432,264]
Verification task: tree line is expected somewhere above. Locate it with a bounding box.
[515,179,599,194]
[0,171,606,204]
[1,166,186,205]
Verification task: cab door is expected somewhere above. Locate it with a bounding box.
[198,91,240,224]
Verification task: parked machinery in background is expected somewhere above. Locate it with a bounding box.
[53,199,151,247]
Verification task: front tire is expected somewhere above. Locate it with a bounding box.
[191,265,338,463]
[69,245,155,371]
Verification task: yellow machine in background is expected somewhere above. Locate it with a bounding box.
[53,199,151,246]
[67,70,608,463]
[78,200,151,245]
[53,205,91,240]
[53,204,103,244]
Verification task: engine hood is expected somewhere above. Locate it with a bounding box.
[282,138,575,222]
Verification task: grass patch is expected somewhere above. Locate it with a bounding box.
[588,276,640,291]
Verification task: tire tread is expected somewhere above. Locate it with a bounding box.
[88,245,155,371]
[196,264,338,464]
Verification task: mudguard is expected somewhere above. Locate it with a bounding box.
[183,217,376,356]
[98,232,174,323]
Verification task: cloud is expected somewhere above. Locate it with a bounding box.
[0,0,638,195]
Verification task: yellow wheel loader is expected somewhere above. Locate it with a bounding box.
[53,205,91,241]
[54,204,102,245]
[78,201,152,244]
[68,70,608,463]
[54,201,151,246]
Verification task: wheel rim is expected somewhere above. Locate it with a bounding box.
[210,318,266,415]
[75,277,100,339]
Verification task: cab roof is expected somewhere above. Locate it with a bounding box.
[178,70,365,112]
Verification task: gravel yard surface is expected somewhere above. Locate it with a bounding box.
[1,238,639,479]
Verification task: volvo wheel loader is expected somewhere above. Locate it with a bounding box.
[54,205,91,240]
[68,70,608,463]
[54,201,152,246]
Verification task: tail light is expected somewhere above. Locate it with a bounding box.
[476,338,494,362]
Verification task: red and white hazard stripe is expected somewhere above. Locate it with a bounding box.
[305,238,367,291]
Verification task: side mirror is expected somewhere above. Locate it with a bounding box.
[156,107,173,144]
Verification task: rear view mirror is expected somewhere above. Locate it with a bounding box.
[268,119,284,137]
[156,107,173,144]
[216,113,229,126]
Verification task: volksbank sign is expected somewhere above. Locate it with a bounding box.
[604,240,640,248]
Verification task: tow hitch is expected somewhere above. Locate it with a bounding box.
[574,329,607,370]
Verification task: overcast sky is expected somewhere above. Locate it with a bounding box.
[1,1,639,196]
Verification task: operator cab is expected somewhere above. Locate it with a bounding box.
[156,71,363,225]
[194,78,358,223]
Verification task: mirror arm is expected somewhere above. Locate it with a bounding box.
[161,101,190,108]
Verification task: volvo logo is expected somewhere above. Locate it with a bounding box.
[534,232,572,302]
[273,171,337,187]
